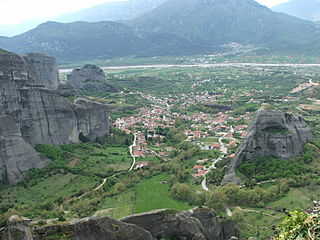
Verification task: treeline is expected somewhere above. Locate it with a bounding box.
[238,144,317,182]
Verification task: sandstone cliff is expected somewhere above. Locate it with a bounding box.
[223,109,313,184]
[1,208,240,240]
[0,52,109,183]
[67,64,120,93]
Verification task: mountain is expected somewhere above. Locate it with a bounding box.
[272,0,320,22]
[0,0,167,37]
[0,21,205,62]
[2,0,320,62]
[131,0,320,52]
[0,36,9,44]
[0,18,48,37]
[0,21,151,62]
[55,0,167,23]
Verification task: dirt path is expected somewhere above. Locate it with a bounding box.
[233,207,279,218]
[60,133,139,211]
[60,177,107,211]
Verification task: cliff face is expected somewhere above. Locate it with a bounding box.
[1,208,240,240]
[56,82,85,98]
[122,208,239,240]
[25,53,59,90]
[223,109,313,184]
[67,64,120,93]
[0,116,49,183]
[0,52,109,183]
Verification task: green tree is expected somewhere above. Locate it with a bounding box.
[171,183,192,201]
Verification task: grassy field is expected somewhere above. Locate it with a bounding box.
[95,191,135,219]
[0,173,98,219]
[135,174,192,213]
[268,188,316,211]
[91,174,193,219]
[233,186,320,239]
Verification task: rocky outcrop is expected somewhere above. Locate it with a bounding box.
[67,64,120,93]
[56,82,85,98]
[2,209,240,240]
[122,208,240,240]
[0,52,109,183]
[0,116,49,183]
[223,109,313,184]
[2,215,155,240]
[25,53,59,90]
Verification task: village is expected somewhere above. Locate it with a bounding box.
[113,91,250,180]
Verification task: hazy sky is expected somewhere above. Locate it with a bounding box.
[0,0,290,26]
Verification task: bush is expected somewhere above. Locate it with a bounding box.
[273,210,320,240]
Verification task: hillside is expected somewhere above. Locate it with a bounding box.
[1,0,320,62]
[0,0,167,37]
[56,0,167,23]
[273,0,320,21]
[0,21,150,62]
[131,0,320,53]
[0,21,206,62]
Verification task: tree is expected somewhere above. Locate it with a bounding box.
[114,182,126,194]
[171,183,192,201]
[206,188,227,211]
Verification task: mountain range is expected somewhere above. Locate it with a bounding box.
[1,0,320,62]
[273,0,320,22]
[0,0,167,37]
[55,0,167,23]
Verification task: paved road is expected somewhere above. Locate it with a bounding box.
[128,133,137,172]
[201,132,229,191]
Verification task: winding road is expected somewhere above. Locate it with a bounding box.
[128,133,137,172]
[201,132,229,191]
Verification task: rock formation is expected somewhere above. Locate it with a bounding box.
[122,208,239,240]
[0,116,49,183]
[25,53,60,90]
[56,82,85,98]
[223,109,313,184]
[1,208,240,240]
[67,64,120,93]
[0,52,109,183]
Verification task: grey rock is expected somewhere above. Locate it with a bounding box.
[2,216,155,240]
[25,52,59,90]
[35,217,155,240]
[2,216,33,240]
[2,209,240,240]
[56,82,85,98]
[223,109,313,184]
[121,208,240,240]
[0,116,49,183]
[73,98,109,142]
[67,64,106,89]
[0,52,109,183]
[67,64,120,93]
